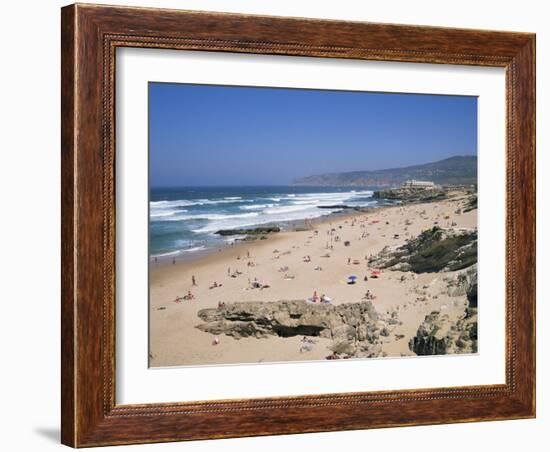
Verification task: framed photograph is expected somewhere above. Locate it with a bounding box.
[61,3,536,447]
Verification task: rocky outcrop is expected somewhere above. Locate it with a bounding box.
[373,187,448,203]
[409,307,478,355]
[410,264,478,356]
[317,204,372,212]
[463,194,477,212]
[445,264,478,307]
[196,300,400,359]
[368,226,477,273]
[215,226,280,236]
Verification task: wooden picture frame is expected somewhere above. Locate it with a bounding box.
[61,3,535,447]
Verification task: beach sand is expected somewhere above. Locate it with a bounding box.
[149,194,477,367]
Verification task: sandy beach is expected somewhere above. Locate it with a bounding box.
[149,193,477,367]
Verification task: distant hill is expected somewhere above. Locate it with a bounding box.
[292,156,477,187]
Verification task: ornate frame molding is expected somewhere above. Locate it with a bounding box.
[61,4,535,447]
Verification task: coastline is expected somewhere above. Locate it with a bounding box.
[150,203,393,265]
[150,191,477,367]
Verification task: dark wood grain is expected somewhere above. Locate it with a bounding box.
[60,5,76,447]
[61,3,536,447]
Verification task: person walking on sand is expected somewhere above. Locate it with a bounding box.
[227,267,231,276]
[172,258,176,265]
[247,250,250,258]
[347,257,351,265]
[192,275,197,286]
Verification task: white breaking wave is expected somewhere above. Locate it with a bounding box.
[264,204,315,215]
[180,246,206,253]
[151,190,375,236]
[239,203,275,210]
[150,209,187,218]
[162,212,259,222]
[192,206,340,233]
[290,199,321,205]
[151,246,206,258]
[150,198,252,209]
[150,250,181,258]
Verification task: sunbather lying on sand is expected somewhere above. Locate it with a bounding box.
[309,291,320,303]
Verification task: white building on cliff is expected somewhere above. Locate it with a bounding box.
[401,180,436,189]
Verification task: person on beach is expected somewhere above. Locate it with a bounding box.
[192,275,197,286]
[172,258,176,265]
[347,257,351,265]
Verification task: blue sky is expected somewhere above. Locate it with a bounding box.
[149,82,477,187]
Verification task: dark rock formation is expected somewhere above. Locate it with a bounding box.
[446,264,478,307]
[373,187,448,203]
[463,194,478,212]
[215,226,280,236]
[317,204,373,212]
[196,300,398,359]
[409,308,478,356]
[369,226,477,273]
[410,264,478,356]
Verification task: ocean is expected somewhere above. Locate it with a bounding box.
[149,186,387,258]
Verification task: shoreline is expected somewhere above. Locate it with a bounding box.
[150,202,394,266]
[150,192,477,367]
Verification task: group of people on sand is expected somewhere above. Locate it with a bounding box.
[310,291,331,304]
[236,250,251,261]
[364,289,376,300]
[174,290,196,303]
[299,336,317,353]
[173,213,386,310]
[249,277,270,290]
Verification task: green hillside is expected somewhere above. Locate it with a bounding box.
[292,156,477,187]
